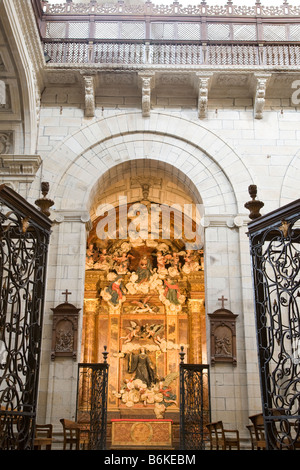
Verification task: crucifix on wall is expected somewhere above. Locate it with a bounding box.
[218,295,228,308]
[62,289,72,303]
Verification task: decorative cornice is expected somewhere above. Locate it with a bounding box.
[40,1,300,18]
[0,154,42,175]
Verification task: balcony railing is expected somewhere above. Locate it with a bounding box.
[40,1,300,18]
[43,39,300,67]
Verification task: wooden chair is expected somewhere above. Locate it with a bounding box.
[60,419,89,450]
[246,424,257,450]
[249,411,300,450]
[60,419,80,450]
[206,421,240,450]
[34,424,53,450]
[248,413,266,450]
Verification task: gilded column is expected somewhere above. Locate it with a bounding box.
[188,298,204,364]
[83,300,98,363]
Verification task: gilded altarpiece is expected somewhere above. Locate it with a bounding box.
[81,233,205,423]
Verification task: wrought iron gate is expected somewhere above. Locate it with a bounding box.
[0,185,52,450]
[179,349,211,450]
[76,349,109,450]
[248,196,300,449]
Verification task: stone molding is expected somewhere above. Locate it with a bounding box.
[0,154,42,175]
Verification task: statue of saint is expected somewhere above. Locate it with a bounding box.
[163,278,181,305]
[128,347,156,388]
[105,276,125,306]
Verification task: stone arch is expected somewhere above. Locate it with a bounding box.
[31,112,254,215]
[280,150,300,206]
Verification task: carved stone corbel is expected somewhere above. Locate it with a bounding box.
[253,73,271,120]
[195,73,213,119]
[138,72,155,117]
[83,75,95,117]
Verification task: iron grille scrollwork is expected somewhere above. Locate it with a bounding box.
[76,350,109,450]
[179,349,211,450]
[248,198,300,450]
[0,185,52,450]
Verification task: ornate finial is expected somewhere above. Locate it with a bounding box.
[179,345,185,363]
[35,181,54,217]
[102,345,109,363]
[244,185,264,220]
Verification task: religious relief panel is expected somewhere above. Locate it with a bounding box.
[51,292,80,361]
[208,297,238,366]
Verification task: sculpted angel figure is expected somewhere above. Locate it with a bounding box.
[120,321,141,343]
[94,248,111,270]
[182,249,200,274]
[145,323,164,346]
[155,251,168,275]
[85,243,95,269]
[113,251,135,274]
[132,296,158,314]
